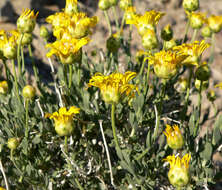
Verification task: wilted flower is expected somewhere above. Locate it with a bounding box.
[126,10,165,36]
[163,154,191,188]
[17,9,38,33]
[88,71,137,104]
[208,15,222,33]
[163,124,184,150]
[146,50,187,79]
[45,106,80,136]
[173,40,210,66]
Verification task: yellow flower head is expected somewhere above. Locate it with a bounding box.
[46,37,90,64]
[64,0,78,15]
[17,9,39,33]
[88,71,137,104]
[147,50,187,79]
[125,6,137,22]
[0,30,18,59]
[208,15,222,33]
[173,40,210,66]
[46,12,70,29]
[215,82,222,89]
[0,81,9,94]
[187,11,206,29]
[163,124,184,150]
[119,0,133,11]
[163,154,191,187]
[126,10,165,36]
[45,106,80,136]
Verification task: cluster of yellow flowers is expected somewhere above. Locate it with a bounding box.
[45,0,98,64]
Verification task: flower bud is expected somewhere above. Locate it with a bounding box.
[161,24,173,41]
[3,43,17,59]
[64,0,78,16]
[195,64,210,81]
[55,119,74,136]
[164,39,177,50]
[163,124,184,150]
[201,26,212,38]
[17,33,33,46]
[208,15,222,33]
[119,0,132,11]
[109,0,118,6]
[207,90,216,102]
[183,0,199,12]
[7,137,20,150]
[106,34,121,53]
[142,29,158,50]
[40,26,50,40]
[195,79,209,91]
[0,81,9,95]
[164,154,191,188]
[22,85,36,100]
[98,0,111,11]
[17,9,38,33]
[190,12,206,29]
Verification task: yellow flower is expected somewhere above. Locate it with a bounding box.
[124,6,136,22]
[208,15,222,33]
[45,106,80,136]
[46,12,70,29]
[17,9,38,33]
[64,0,78,15]
[0,187,6,190]
[119,0,133,11]
[88,71,137,104]
[142,29,158,50]
[0,30,18,59]
[0,81,9,94]
[173,40,210,66]
[147,50,187,79]
[46,37,90,64]
[187,11,206,29]
[215,82,222,89]
[126,10,165,36]
[163,124,184,150]
[163,154,191,188]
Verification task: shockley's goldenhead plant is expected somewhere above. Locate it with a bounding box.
[0,0,221,189]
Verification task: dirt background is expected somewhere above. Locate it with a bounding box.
[0,0,222,188]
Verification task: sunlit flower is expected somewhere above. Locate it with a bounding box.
[208,15,222,33]
[17,9,38,33]
[142,29,158,50]
[45,106,80,136]
[163,154,191,188]
[0,81,9,94]
[119,0,133,11]
[124,6,136,22]
[215,82,222,89]
[46,37,90,64]
[126,10,165,36]
[88,71,137,104]
[173,40,210,66]
[146,50,187,79]
[64,0,78,15]
[46,12,70,29]
[187,11,206,29]
[163,124,184,150]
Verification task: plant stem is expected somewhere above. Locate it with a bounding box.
[17,33,24,77]
[25,99,29,139]
[104,10,112,35]
[64,136,68,153]
[135,148,149,161]
[111,103,121,151]
[0,160,9,190]
[74,178,84,190]
[209,32,215,64]
[21,46,25,74]
[139,58,146,76]
[63,65,68,89]
[12,59,21,104]
[194,81,202,137]
[191,29,198,43]
[112,6,119,30]
[183,19,190,43]
[69,64,73,89]
[3,59,10,81]
[28,44,39,83]
[120,13,125,32]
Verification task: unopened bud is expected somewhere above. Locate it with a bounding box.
[183,0,199,12]
[161,24,173,41]
[22,85,36,100]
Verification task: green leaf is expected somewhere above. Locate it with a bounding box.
[200,142,212,160]
[212,115,222,146]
